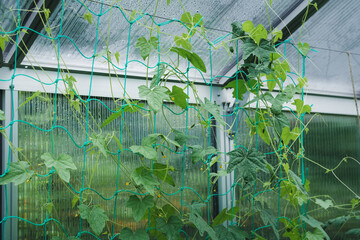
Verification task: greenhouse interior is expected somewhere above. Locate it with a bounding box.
[0,0,359,239]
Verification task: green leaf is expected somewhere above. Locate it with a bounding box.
[130,145,157,160]
[131,133,179,159]
[187,202,218,240]
[140,133,159,145]
[43,202,54,214]
[300,215,329,240]
[210,169,228,184]
[223,79,247,100]
[146,207,167,240]
[44,8,50,20]
[212,207,239,227]
[214,225,248,240]
[152,163,175,187]
[118,228,149,240]
[259,92,288,115]
[346,228,360,237]
[115,52,120,64]
[70,99,80,112]
[149,36,158,49]
[247,118,271,145]
[170,47,206,73]
[84,11,92,24]
[65,74,77,91]
[231,21,245,39]
[169,85,189,109]
[180,12,192,24]
[272,28,283,42]
[0,35,9,51]
[314,198,333,210]
[245,61,272,78]
[284,84,297,100]
[250,24,268,44]
[135,36,158,60]
[112,135,123,152]
[306,228,327,240]
[273,59,290,81]
[280,218,301,239]
[101,101,145,128]
[41,152,77,183]
[313,2,318,10]
[281,126,300,145]
[192,13,204,26]
[18,91,43,109]
[190,145,217,164]
[78,204,108,235]
[186,201,205,215]
[173,129,197,147]
[266,76,277,91]
[131,167,159,195]
[126,195,154,222]
[174,34,192,51]
[72,195,80,208]
[156,215,183,240]
[167,0,171,5]
[272,112,289,135]
[151,63,167,88]
[227,148,268,182]
[138,85,170,113]
[0,161,34,185]
[260,208,279,239]
[142,133,160,146]
[288,170,309,195]
[298,77,308,88]
[324,215,351,228]
[242,20,254,33]
[201,98,226,126]
[298,42,310,56]
[129,10,137,21]
[90,133,107,157]
[292,99,311,114]
[241,39,275,61]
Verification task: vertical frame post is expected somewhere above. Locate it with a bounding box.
[2,88,18,240]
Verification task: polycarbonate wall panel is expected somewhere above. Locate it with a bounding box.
[17,91,209,239]
[235,110,360,239]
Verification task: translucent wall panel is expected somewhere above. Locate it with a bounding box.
[17,91,210,239]
[235,109,360,239]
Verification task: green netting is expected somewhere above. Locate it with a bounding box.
[2,1,356,240]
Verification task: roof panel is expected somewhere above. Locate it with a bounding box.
[22,0,302,81]
[0,0,33,59]
[285,0,360,96]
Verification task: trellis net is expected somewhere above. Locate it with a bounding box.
[0,0,318,239]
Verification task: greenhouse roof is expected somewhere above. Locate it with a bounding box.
[0,0,359,98]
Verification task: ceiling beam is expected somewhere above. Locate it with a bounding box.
[5,0,60,69]
[218,0,329,87]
